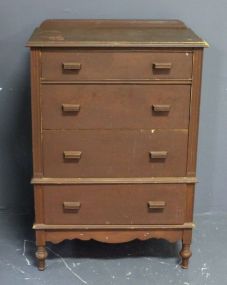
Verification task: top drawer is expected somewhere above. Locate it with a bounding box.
[41,49,193,81]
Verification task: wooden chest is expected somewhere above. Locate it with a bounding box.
[27,19,208,270]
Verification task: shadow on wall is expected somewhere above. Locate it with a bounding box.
[0,50,33,212]
[196,45,222,213]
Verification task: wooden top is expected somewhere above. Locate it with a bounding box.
[27,19,208,48]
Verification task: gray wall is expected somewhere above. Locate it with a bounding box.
[0,0,226,213]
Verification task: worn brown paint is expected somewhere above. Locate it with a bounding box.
[27,19,207,270]
[42,184,187,225]
[43,129,188,178]
[41,84,191,130]
[41,49,193,80]
[31,176,197,184]
[33,223,195,230]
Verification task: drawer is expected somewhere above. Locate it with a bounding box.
[43,130,188,177]
[43,184,187,225]
[41,50,192,80]
[41,85,190,130]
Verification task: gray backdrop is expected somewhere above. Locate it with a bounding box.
[0,0,226,214]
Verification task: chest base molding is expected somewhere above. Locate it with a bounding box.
[33,223,194,230]
[31,177,197,185]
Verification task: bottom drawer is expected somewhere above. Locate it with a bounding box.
[42,184,187,225]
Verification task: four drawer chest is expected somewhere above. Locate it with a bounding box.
[27,19,208,270]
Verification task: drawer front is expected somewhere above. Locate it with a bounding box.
[43,130,188,177]
[43,184,187,225]
[41,50,192,80]
[41,85,190,130]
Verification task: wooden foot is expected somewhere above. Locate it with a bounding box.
[36,246,48,271]
[180,243,192,269]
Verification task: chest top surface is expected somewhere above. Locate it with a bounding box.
[27,19,208,48]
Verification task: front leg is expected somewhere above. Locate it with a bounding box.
[180,229,192,269]
[180,243,192,269]
[36,245,48,271]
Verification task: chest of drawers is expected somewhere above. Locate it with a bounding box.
[27,19,208,270]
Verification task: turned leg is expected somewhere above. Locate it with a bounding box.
[36,245,48,271]
[180,243,192,269]
[35,230,48,270]
[180,229,192,269]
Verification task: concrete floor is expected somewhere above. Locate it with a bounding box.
[0,210,226,285]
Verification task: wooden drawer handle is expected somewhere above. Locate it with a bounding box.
[148,201,166,209]
[62,104,80,112]
[63,201,81,211]
[153,63,172,70]
[63,151,82,160]
[152,104,171,112]
[62,62,81,70]
[149,151,168,159]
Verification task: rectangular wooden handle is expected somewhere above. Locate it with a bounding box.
[62,62,81,70]
[152,104,171,112]
[63,201,81,211]
[62,104,80,112]
[148,201,166,209]
[153,63,172,70]
[149,151,168,159]
[63,151,82,160]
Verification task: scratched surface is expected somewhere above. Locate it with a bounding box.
[0,211,226,285]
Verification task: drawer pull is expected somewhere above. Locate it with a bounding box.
[153,62,172,70]
[63,201,81,211]
[149,151,168,159]
[62,104,80,112]
[63,62,81,70]
[63,151,82,160]
[152,104,171,112]
[148,201,166,209]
